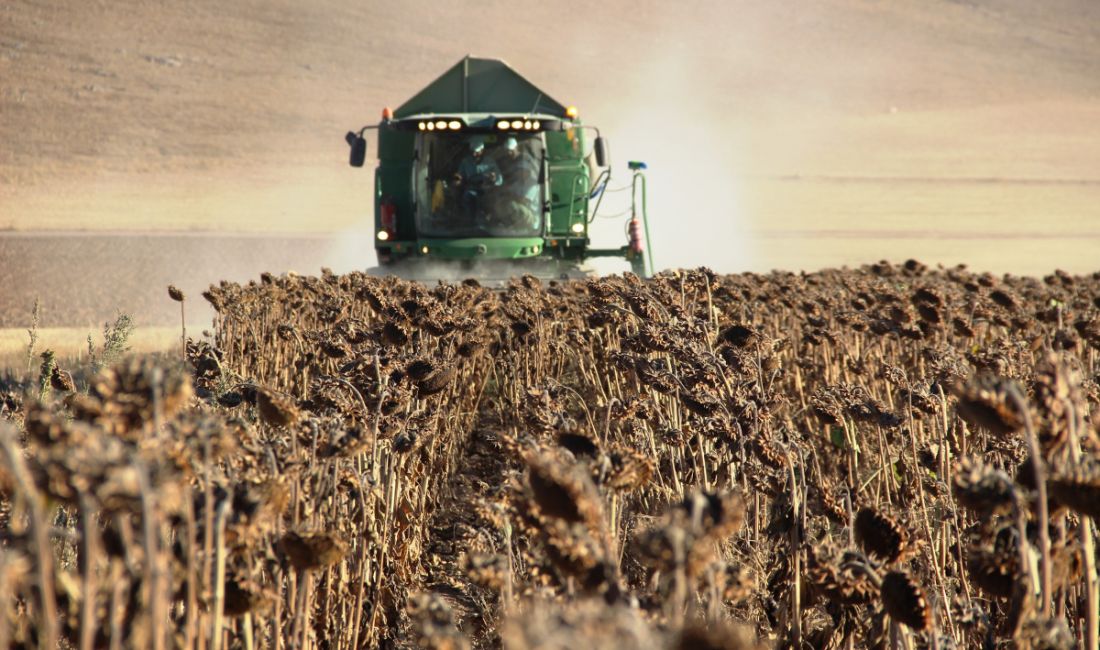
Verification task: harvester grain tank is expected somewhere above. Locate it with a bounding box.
[346,56,652,280]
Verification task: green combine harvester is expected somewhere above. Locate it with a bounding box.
[346,56,652,282]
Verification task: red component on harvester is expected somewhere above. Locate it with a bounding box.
[380,198,398,237]
[628,217,644,254]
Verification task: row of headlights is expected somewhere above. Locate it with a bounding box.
[417,120,463,131]
[413,118,546,132]
[497,119,541,131]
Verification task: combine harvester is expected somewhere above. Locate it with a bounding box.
[346,56,652,282]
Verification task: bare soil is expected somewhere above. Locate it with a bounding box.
[0,232,340,329]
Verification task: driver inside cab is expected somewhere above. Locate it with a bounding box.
[451,136,502,221]
[455,137,502,191]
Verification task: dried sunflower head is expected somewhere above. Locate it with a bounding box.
[604,446,654,492]
[672,619,768,650]
[805,547,877,606]
[953,375,1024,436]
[276,531,347,571]
[524,452,604,530]
[221,577,275,617]
[1017,616,1075,650]
[966,535,1018,599]
[854,507,912,564]
[880,570,932,631]
[953,457,1017,516]
[255,387,300,428]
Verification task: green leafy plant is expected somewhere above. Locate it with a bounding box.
[87,313,134,374]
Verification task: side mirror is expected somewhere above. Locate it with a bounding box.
[594,136,609,167]
[346,131,367,167]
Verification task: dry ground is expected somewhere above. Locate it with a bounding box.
[0,232,346,371]
[3,0,1099,232]
[0,232,341,329]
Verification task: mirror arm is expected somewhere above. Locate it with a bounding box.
[588,167,611,223]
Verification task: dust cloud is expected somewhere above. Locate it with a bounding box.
[586,53,754,275]
[321,223,378,275]
[568,1,1100,275]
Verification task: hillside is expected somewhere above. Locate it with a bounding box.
[2,0,1099,272]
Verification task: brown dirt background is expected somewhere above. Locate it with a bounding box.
[2,0,1100,333]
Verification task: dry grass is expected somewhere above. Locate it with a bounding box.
[1,262,1099,649]
[0,327,180,373]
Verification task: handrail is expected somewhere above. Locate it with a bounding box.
[631,169,653,277]
[564,171,589,225]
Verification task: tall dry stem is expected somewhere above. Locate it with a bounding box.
[1006,384,1053,616]
[211,498,229,650]
[0,423,58,650]
[79,493,97,650]
[25,297,40,375]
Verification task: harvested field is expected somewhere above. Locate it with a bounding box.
[2,262,1099,648]
[0,232,342,329]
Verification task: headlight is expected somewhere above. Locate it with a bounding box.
[377,231,390,241]
[571,223,584,234]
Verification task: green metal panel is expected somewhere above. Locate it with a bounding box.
[375,164,413,239]
[375,129,415,242]
[378,128,414,161]
[548,164,587,235]
[545,129,588,236]
[395,57,567,118]
[545,127,584,162]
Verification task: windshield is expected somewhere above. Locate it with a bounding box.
[414,132,544,238]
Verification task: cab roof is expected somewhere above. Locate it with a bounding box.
[394,56,568,118]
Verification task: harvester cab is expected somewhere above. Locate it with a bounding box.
[345,56,652,282]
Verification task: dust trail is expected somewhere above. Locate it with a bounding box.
[589,54,753,275]
[320,222,378,274]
